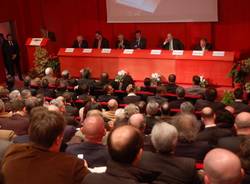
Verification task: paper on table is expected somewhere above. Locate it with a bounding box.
[101,49,112,54]
[172,50,184,56]
[150,49,162,55]
[89,167,107,173]
[65,48,75,53]
[192,50,204,56]
[30,38,43,46]
[123,49,134,54]
[212,51,225,57]
[83,48,93,53]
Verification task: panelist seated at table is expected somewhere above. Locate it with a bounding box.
[130,30,147,49]
[193,38,213,51]
[162,33,184,50]
[115,33,130,49]
[93,31,109,49]
[72,35,88,48]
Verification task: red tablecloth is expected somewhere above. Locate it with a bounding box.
[58,49,235,87]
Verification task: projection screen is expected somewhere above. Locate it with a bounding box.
[106,0,218,23]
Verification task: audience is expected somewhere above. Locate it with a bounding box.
[186,75,205,95]
[66,115,109,167]
[42,67,57,86]
[145,101,160,134]
[165,74,179,93]
[140,122,202,184]
[1,108,89,184]
[180,101,195,114]
[123,84,141,104]
[82,125,159,184]
[169,86,186,109]
[231,88,250,114]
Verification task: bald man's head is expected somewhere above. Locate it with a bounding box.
[81,115,105,143]
[204,148,243,184]
[128,113,145,133]
[108,125,143,165]
[235,112,250,129]
[108,99,118,111]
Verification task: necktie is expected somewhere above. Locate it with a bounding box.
[9,41,13,46]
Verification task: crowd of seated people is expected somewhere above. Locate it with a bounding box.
[0,67,249,184]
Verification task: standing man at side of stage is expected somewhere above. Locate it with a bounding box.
[2,34,23,80]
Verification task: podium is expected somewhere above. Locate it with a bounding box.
[25,38,57,70]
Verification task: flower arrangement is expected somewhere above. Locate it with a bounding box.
[229,58,250,84]
[115,70,127,82]
[245,82,250,93]
[221,90,235,105]
[199,76,209,88]
[151,73,161,83]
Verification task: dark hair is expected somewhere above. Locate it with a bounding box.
[107,126,143,164]
[81,69,91,79]
[25,97,41,114]
[135,30,141,34]
[23,78,31,88]
[68,78,77,87]
[96,31,102,35]
[29,108,66,148]
[41,79,49,88]
[6,34,12,38]
[10,99,25,112]
[176,87,185,98]
[192,75,200,85]
[168,74,176,83]
[6,75,15,90]
[144,77,151,87]
[205,87,217,102]
[234,88,243,99]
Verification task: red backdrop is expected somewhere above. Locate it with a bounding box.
[1,0,250,73]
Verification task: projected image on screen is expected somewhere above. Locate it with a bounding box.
[106,0,218,23]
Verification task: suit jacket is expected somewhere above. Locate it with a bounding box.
[66,141,109,168]
[175,140,211,161]
[131,37,147,49]
[169,98,186,109]
[195,99,225,111]
[140,86,156,94]
[147,95,168,105]
[37,88,56,98]
[162,38,184,50]
[93,38,109,48]
[123,95,141,104]
[140,151,202,184]
[197,126,233,146]
[115,39,130,49]
[72,40,88,48]
[165,83,179,93]
[186,86,205,96]
[217,135,245,153]
[97,94,118,102]
[2,40,20,61]
[2,144,89,184]
[193,43,213,51]
[145,116,159,135]
[0,114,29,135]
[231,101,250,114]
[82,160,159,184]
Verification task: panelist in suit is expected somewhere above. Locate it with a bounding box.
[115,34,130,49]
[93,31,109,49]
[130,30,147,49]
[2,34,23,80]
[162,33,184,50]
[194,38,212,51]
[72,35,88,48]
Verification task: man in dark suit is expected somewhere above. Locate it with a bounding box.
[82,125,159,184]
[2,34,22,80]
[123,84,141,104]
[165,74,179,93]
[195,87,225,111]
[93,31,109,49]
[169,87,186,110]
[140,77,156,93]
[218,112,250,153]
[130,30,147,49]
[72,35,88,48]
[0,33,8,73]
[186,75,205,96]
[194,38,212,51]
[197,107,233,146]
[230,88,250,114]
[147,85,167,105]
[2,108,89,184]
[145,101,160,135]
[66,115,109,168]
[140,122,202,184]
[115,34,130,49]
[37,79,56,98]
[97,84,118,102]
[162,33,184,50]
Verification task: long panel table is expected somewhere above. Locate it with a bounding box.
[58,49,235,87]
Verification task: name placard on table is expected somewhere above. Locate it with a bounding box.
[123,49,134,54]
[212,51,225,57]
[150,49,162,55]
[101,48,112,54]
[82,48,93,53]
[65,48,75,53]
[172,50,184,56]
[30,38,43,46]
[192,50,204,56]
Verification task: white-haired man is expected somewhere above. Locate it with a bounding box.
[42,67,57,85]
[140,122,201,184]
